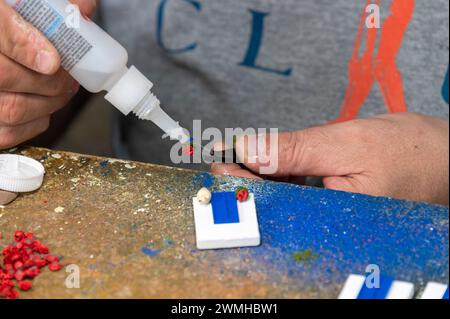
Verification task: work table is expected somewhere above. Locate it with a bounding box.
[0,147,448,298]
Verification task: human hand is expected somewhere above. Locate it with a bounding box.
[211,113,449,205]
[0,0,97,149]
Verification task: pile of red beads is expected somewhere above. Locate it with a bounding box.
[0,231,62,299]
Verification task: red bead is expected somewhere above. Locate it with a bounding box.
[2,247,9,256]
[236,188,249,202]
[183,145,195,156]
[35,259,47,269]
[1,279,13,287]
[13,261,24,270]
[45,255,59,263]
[14,231,24,242]
[14,270,25,281]
[24,232,34,240]
[37,244,49,255]
[25,267,40,278]
[48,263,62,272]
[3,273,13,280]
[18,281,32,291]
[23,260,35,269]
[6,288,19,299]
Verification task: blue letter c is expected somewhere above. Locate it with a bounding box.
[157,0,202,54]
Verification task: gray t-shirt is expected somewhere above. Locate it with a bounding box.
[99,0,449,166]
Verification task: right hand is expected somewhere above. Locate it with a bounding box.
[0,0,97,149]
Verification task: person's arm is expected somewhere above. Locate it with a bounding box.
[0,0,97,149]
[211,113,449,205]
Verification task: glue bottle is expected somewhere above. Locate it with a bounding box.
[6,0,189,143]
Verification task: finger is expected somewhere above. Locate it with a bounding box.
[267,176,307,185]
[0,116,50,149]
[212,140,234,153]
[323,176,358,193]
[0,92,73,126]
[0,54,77,96]
[211,163,262,180]
[0,1,60,74]
[323,175,384,197]
[70,0,97,18]
[235,122,364,178]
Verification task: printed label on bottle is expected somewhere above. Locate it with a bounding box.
[12,0,92,71]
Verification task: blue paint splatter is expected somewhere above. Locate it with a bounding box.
[193,172,215,188]
[142,247,161,257]
[164,239,174,246]
[98,160,112,176]
[248,181,449,287]
[100,160,109,167]
[186,173,449,292]
[100,168,112,177]
[192,173,448,292]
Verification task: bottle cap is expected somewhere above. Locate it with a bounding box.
[105,66,154,116]
[0,154,45,193]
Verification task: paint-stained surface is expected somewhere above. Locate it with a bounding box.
[0,147,448,299]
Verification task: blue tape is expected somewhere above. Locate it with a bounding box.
[443,287,449,300]
[211,192,240,224]
[357,276,393,299]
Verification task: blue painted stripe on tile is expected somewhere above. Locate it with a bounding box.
[211,192,240,224]
[357,276,393,299]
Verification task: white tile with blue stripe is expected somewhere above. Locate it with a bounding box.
[421,282,449,299]
[339,274,415,299]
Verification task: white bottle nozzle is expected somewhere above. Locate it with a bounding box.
[135,93,190,144]
[104,66,190,144]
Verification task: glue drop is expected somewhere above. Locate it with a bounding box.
[7,0,190,144]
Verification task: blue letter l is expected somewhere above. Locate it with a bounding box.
[239,10,293,77]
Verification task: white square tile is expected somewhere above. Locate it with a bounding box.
[192,193,261,250]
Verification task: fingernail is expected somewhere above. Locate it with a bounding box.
[36,50,56,74]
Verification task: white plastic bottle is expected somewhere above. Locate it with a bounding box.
[7,0,189,143]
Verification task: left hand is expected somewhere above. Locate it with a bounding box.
[211,113,449,205]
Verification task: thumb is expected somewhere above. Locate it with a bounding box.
[235,123,359,178]
[0,1,60,74]
[70,0,97,18]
